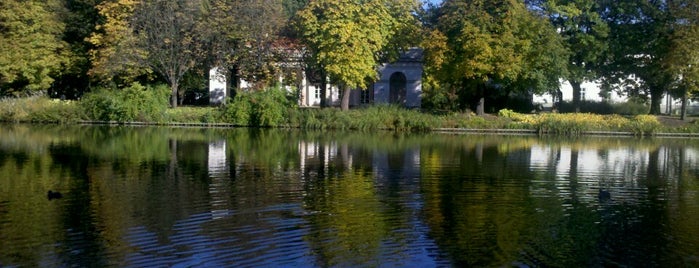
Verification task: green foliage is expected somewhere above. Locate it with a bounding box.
[611,101,649,115]
[220,87,295,127]
[80,82,169,122]
[556,100,648,115]
[598,0,678,114]
[220,94,253,126]
[164,107,220,123]
[0,0,72,95]
[290,105,438,131]
[544,0,609,99]
[87,0,148,82]
[628,115,662,135]
[296,0,415,110]
[430,0,568,113]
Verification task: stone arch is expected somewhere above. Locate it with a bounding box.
[389,72,407,105]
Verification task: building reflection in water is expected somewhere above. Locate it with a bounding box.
[207,140,230,219]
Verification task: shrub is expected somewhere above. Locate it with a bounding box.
[628,114,661,135]
[612,101,649,115]
[80,83,169,122]
[558,101,614,114]
[251,88,291,127]
[220,93,253,125]
[219,87,295,127]
[165,107,220,123]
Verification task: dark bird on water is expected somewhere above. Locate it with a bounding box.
[598,188,611,201]
[47,190,63,200]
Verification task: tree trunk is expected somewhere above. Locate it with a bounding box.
[476,83,485,116]
[648,87,664,115]
[570,80,582,113]
[341,85,351,111]
[681,91,688,121]
[320,70,328,108]
[170,81,179,108]
[556,89,563,112]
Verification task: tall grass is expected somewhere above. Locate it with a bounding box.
[0,96,83,123]
[499,109,662,135]
[290,105,438,131]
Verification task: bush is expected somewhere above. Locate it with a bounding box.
[219,87,295,127]
[612,100,649,115]
[628,114,661,135]
[556,100,649,115]
[220,93,253,125]
[80,83,169,122]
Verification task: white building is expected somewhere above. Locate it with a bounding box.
[533,79,626,109]
[209,48,423,108]
[534,79,699,115]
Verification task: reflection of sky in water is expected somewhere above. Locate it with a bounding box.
[123,202,446,267]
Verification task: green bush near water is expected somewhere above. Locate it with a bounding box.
[290,105,438,131]
[556,100,649,115]
[164,107,219,123]
[80,83,169,122]
[219,87,295,127]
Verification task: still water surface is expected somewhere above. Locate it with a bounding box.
[0,124,698,267]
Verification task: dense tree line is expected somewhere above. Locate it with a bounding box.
[1,0,698,114]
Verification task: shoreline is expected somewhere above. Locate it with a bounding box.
[64,120,699,137]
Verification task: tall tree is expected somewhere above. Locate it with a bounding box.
[599,0,674,115]
[131,0,210,107]
[0,0,72,96]
[53,0,103,99]
[542,0,608,112]
[297,0,417,110]
[90,0,214,107]
[432,0,567,114]
[232,0,287,89]
[87,0,149,83]
[664,0,699,119]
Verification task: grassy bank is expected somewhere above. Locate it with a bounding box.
[2,88,699,135]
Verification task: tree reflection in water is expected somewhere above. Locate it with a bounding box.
[0,125,697,267]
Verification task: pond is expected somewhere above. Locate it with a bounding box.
[0,124,698,267]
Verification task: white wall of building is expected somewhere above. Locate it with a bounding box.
[533,79,626,107]
[209,67,227,105]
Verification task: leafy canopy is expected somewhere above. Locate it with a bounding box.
[296,0,414,90]
[0,0,72,95]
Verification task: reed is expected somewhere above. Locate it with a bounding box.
[499,109,662,135]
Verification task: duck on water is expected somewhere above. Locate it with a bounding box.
[47,190,63,200]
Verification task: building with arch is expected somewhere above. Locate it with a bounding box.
[368,48,423,108]
[210,48,423,109]
[297,47,423,108]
